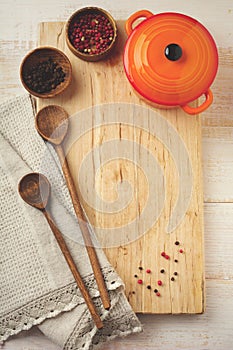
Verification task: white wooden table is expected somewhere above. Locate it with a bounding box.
[1,0,233,349]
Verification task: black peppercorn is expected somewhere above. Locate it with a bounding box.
[175,241,180,245]
[134,274,138,278]
[160,269,165,273]
[174,259,178,263]
[154,289,158,293]
[174,272,178,276]
[138,267,143,271]
[171,277,175,281]
[23,57,66,94]
[147,285,151,290]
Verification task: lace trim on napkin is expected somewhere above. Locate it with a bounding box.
[0,266,121,343]
[64,290,142,350]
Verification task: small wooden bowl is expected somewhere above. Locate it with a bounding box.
[66,7,118,62]
[20,47,72,98]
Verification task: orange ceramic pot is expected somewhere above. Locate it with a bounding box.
[123,10,218,115]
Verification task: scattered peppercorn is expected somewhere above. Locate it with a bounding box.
[132,291,135,294]
[171,277,175,281]
[154,289,158,293]
[165,255,170,260]
[174,272,178,276]
[179,249,184,253]
[137,279,143,284]
[146,269,151,273]
[156,292,161,297]
[160,269,165,273]
[157,280,162,286]
[174,259,178,263]
[138,266,143,271]
[147,285,151,290]
[134,274,138,278]
[23,58,66,94]
[69,13,115,55]
[161,252,166,257]
[175,241,180,245]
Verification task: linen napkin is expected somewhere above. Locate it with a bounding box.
[0,94,142,349]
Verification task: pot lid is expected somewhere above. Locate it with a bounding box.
[124,11,218,106]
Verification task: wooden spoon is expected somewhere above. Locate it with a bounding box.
[18,172,103,329]
[35,105,111,310]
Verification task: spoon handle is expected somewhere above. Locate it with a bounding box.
[43,209,103,329]
[56,144,111,310]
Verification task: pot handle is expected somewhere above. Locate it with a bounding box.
[181,89,213,115]
[126,10,154,36]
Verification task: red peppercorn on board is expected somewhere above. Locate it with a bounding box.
[37,21,205,314]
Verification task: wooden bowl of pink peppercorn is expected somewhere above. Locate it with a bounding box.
[65,7,118,62]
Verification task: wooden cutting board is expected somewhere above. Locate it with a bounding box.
[37,21,204,314]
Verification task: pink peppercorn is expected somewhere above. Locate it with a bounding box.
[161,252,166,257]
[158,280,162,286]
[137,279,143,285]
[179,249,184,253]
[146,269,151,274]
[156,292,161,297]
[69,12,114,55]
[165,255,170,260]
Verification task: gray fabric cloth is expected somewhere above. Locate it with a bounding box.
[0,95,142,349]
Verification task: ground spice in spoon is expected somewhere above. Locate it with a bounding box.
[23,58,66,93]
[69,12,114,55]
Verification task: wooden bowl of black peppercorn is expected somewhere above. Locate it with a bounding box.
[20,47,72,98]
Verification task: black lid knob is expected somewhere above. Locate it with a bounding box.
[165,43,182,61]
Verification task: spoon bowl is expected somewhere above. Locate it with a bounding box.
[35,105,69,145]
[18,173,50,210]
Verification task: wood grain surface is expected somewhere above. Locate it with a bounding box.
[1,0,233,348]
[37,20,205,314]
